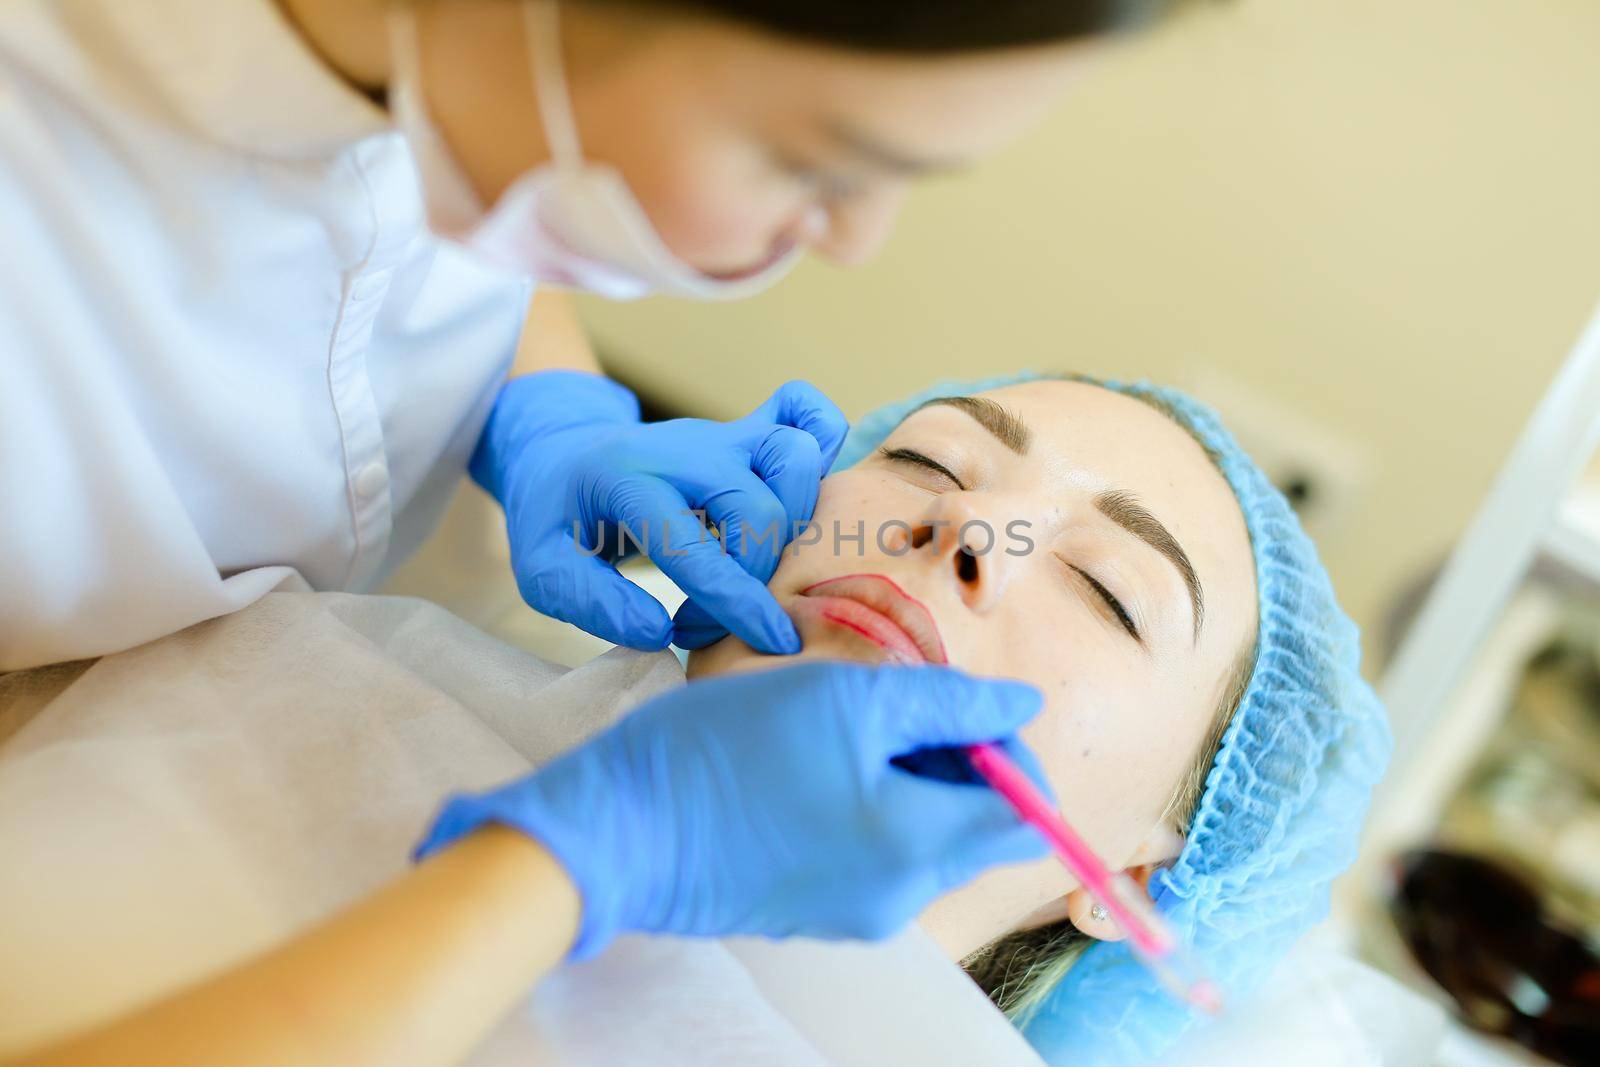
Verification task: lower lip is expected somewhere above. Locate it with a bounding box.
[706,238,797,282]
[790,594,927,665]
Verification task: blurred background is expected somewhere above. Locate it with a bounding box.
[386,1,1600,1061]
[574,0,1600,666]
[395,0,1600,669]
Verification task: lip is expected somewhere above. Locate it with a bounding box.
[704,237,798,282]
[795,574,948,666]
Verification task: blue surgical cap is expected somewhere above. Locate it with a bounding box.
[834,371,1392,1065]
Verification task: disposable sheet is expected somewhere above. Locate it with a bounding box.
[0,592,1040,1065]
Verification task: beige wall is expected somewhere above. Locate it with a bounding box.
[576,0,1600,671]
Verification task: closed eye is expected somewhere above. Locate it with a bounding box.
[769,146,871,201]
[878,446,967,491]
[1057,554,1142,643]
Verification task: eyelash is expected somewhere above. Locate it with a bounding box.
[878,446,967,491]
[811,174,867,202]
[1068,562,1141,642]
[884,446,1141,643]
[773,154,868,201]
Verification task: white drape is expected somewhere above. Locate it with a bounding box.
[0,592,1041,1065]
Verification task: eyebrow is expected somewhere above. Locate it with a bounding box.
[1095,490,1205,642]
[823,117,973,177]
[911,396,1031,454]
[905,395,1204,641]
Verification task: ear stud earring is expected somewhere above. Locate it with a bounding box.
[1089,902,1109,923]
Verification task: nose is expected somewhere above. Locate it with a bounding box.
[885,492,1014,614]
[804,183,910,267]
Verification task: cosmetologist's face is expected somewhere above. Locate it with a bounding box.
[411,2,1092,274]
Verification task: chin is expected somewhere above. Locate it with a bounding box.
[685,638,875,681]
[685,640,770,680]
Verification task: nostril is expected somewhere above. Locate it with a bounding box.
[956,546,979,583]
[910,524,935,550]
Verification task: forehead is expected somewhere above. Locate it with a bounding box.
[807,45,1086,149]
[897,379,1258,649]
[690,24,1088,156]
[898,381,1216,493]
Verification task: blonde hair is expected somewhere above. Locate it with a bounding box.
[960,641,1255,1025]
[960,378,1262,1026]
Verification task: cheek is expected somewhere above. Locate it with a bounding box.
[962,575,1127,730]
[1019,675,1206,865]
[773,473,902,580]
[621,135,801,269]
[980,584,1185,856]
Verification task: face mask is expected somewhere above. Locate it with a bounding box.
[387,0,805,300]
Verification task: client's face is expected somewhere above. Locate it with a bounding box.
[687,381,1257,958]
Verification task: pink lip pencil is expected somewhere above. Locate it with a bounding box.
[964,741,1224,1015]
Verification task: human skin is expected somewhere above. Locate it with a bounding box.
[7,7,1212,1064]
[7,383,1253,1065]
[7,827,580,1067]
[688,380,1258,959]
[275,0,1095,274]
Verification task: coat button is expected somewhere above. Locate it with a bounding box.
[354,461,388,498]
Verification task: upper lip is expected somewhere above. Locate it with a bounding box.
[798,574,948,665]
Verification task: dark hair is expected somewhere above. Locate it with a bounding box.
[609,0,1183,53]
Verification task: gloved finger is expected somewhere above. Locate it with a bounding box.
[752,425,825,536]
[889,745,982,784]
[700,467,790,584]
[665,476,784,646]
[642,446,793,584]
[889,735,1056,799]
[940,820,1050,891]
[735,380,849,473]
[880,771,1050,889]
[669,598,727,650]
[514,533,674,650]
[863,665,1044,758]
[607,477,800,655]
[668,461,797,650]
[990,734,1057,803]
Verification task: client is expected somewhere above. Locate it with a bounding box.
[685,372,1392,1063]
[0,374,1389,1067]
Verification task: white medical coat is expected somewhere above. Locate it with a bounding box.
[0,0,533,670]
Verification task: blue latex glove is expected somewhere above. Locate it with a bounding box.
[472,371,848,654]
[415,662,1052,959]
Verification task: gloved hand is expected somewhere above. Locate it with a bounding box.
[471,371,848,654]
[414,662,1052,959]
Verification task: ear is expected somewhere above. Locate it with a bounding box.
[1063,824,1186,942]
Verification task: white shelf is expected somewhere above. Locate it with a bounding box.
[1375,301,1600,780]
[1542,476,1600,584]
[1336,301,1600,1067]
[1348,584,1576,1067]
[1348,588,1560,901]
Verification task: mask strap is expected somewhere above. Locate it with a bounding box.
[386,8,423,90]
[522,0,586,171]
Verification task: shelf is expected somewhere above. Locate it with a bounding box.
[1350,588,1561,884]
[1541,472,1600,583]
[1348,585,1576,1067]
